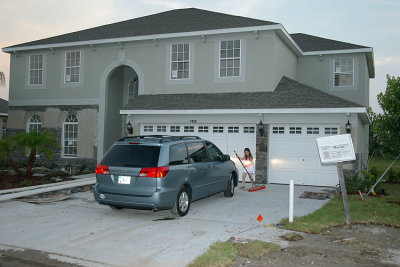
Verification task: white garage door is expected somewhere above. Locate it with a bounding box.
[269,125,339,186]
[140,123,256,181]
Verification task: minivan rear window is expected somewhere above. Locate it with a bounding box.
[101,144,160,167]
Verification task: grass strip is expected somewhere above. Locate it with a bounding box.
[189,240,280,266]
[281,183,400,234]
[233,240,280,259]
[188,241,237,267]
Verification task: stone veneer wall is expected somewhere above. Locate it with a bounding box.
[255,124,268,184]
[7,128,97,172]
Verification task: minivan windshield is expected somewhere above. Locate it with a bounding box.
[101,144,160,167]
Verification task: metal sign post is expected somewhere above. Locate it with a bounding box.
[316,134,356,227]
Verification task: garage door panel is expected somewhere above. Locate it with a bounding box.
[285,141,305,155]
[269,124,339,186]
[270,170,302,184]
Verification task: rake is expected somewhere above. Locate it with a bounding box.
[234,151,266,192]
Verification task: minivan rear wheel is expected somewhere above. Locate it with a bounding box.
[224,174,234,197]
[171,187,190,216]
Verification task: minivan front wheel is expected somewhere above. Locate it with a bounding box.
[171,187,190,216]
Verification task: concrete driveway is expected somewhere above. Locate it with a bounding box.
[0,183,332,267]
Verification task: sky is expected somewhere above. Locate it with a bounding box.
[1,0,399,113]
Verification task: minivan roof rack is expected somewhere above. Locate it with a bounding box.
[118,135,202,143]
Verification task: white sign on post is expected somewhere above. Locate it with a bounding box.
[316,134,355,227]
[316,134,356,164]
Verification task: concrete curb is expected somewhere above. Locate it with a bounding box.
[0,178,96,202]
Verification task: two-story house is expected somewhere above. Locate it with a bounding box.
[2,8,374,186]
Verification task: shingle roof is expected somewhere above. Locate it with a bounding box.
[123,76,363,111]
[6,8,277,49]
[291,33,369,52]
[0,98,8,114]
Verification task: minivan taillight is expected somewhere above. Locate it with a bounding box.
[139,166,169,178]
[96,164,110,175]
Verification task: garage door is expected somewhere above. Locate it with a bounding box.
[140,123,256,181]
[269,125,339,186]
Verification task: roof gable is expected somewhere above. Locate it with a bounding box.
[123,76,363,111]
[291,33,369,52]
[6,8,277,49]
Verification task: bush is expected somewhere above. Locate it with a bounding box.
[79,164,87,173]
[345,171,378,193]
[387,169,400,183]
[345,173,362,194]
[369,166,379,178]
[362,170,378,192]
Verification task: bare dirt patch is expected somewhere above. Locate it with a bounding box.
[233,225,400,267]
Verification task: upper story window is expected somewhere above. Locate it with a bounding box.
[63,114,78,157]
[29,54,43,85]
[27,114,42,133]
[334,58,353,87]
[65,51,81,83]
[170,44,190,79]
[219,40,240,78]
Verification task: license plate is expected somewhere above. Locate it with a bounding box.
[118,176,131,184]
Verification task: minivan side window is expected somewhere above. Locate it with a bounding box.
[205,141,224,161]
[186,142,209,163]
[169,143,189,165]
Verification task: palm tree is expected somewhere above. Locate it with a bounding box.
[0,72,5,86]
[14,130,59,178]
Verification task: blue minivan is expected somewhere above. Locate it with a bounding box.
[93,136,238,216]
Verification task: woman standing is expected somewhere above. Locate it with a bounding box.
[240,148,255,189]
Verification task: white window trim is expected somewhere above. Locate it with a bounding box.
[214,38,246,83]
[28,54,44,86]
[333,57,354,88]
[26,114,42,157]
[165,42,194,85]
[62,114,78,158]
[64,50,81,84]
[26,114,42,133]
[218,40,241,78]
[61,50,84,88]
[169,43,190,81]
[26,54,46,89]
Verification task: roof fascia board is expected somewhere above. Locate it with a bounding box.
[303,48,373,56]
[120,107,367,115]
[275,25,303,55]
[8,98,99,106]
[2,24,281,53]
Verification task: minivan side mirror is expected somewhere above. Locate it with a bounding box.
[224,154,231,161]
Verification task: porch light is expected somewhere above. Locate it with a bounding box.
[126,120,133,135]
[345,120,352,134]
[258,120,264,136]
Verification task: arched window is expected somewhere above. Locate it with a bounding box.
[27,114,41,133]
[63,114,78,157]
[128,75,138,101]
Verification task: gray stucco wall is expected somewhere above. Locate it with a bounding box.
[297,53,370,107]
[9,29,300,105]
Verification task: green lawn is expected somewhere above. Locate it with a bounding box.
[369,157,400,176]
[188,240,280,267]
[281,183,400,234]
